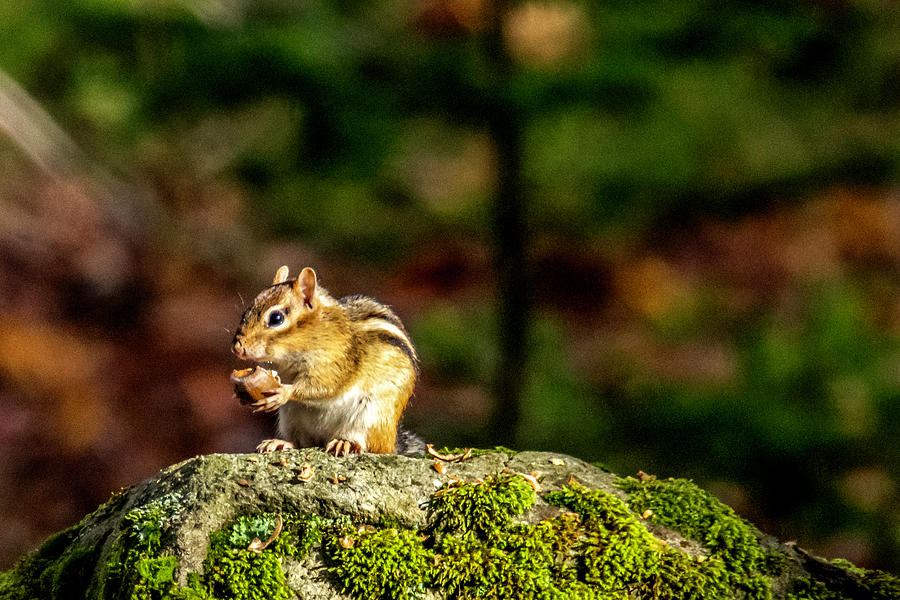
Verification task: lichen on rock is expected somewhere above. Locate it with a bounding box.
[0,450,896,599]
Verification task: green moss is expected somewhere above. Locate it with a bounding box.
[484,445,519,457]
[193,512,348,600]
[294,514,334,558]
[860,569,900,600]
[433,519,576,599]
[588,461,611,472]
[427,472,535,539]
[786,568,900,600]
[123,556,180,600]
[786,577,843,600]
[102,502,309,600]
[327,474,567,600]
[46,545,105,598]
[430,446,519,458]
[642,547,730,600]
[225,514,279,549]
[328,527,431,600]
[0,526,104,600]
[326,474,560,600]
[616,475,775,599]
[0,490,133,600]
[546,483,738,599]
[101,511,313,600]
[202,528,291,600]
[326,475,749,600]
[104,492,184,599]
[193,512,359,600]
[546,485,662,592]
[5,459,898,600]
[829,557,865,576]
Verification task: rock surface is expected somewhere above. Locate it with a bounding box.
[0,449,896,599]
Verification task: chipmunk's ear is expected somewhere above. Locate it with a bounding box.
[294,267,317,309]
[272,265,290,285]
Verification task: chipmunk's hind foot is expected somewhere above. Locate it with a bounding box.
[325,438,362,457]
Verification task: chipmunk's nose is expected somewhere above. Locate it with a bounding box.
[232,335,247,360]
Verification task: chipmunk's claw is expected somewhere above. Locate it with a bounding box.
[248,392,287,414]
[256,439,295,453]
[325,439,361,457]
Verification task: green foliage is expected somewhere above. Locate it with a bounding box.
[4,0,895,230]
[520,318,609,457]
[786,578,842,600]
[604,280,900,571]
[410,305,497,384]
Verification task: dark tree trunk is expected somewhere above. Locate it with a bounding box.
[483,0,529,448]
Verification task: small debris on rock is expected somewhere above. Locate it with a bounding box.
[426,444,472,462]
[518,472,542,492]
[297,462,314,482]
[247,514,283,554]
[637,470,653,482]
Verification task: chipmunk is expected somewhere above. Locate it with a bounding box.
[231,266,423,456]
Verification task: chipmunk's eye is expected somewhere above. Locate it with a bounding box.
[266,310,285,328]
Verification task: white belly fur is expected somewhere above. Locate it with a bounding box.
[277,387,382,451]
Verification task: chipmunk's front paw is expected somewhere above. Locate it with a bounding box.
[325,439,362,457]
[256,439,295,453]
[232,367,284,413]
[245,389,289,414]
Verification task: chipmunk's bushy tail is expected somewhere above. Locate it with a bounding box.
[394,427,426,456]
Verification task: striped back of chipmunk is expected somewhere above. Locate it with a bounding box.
[340,295,419,369]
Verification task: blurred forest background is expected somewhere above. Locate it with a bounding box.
[0,0,899,575]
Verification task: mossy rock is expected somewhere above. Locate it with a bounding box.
[0,450,896,599]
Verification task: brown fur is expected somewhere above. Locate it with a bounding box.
[232,266,417,454]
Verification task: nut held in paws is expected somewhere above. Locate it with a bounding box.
[231,366,282,403]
